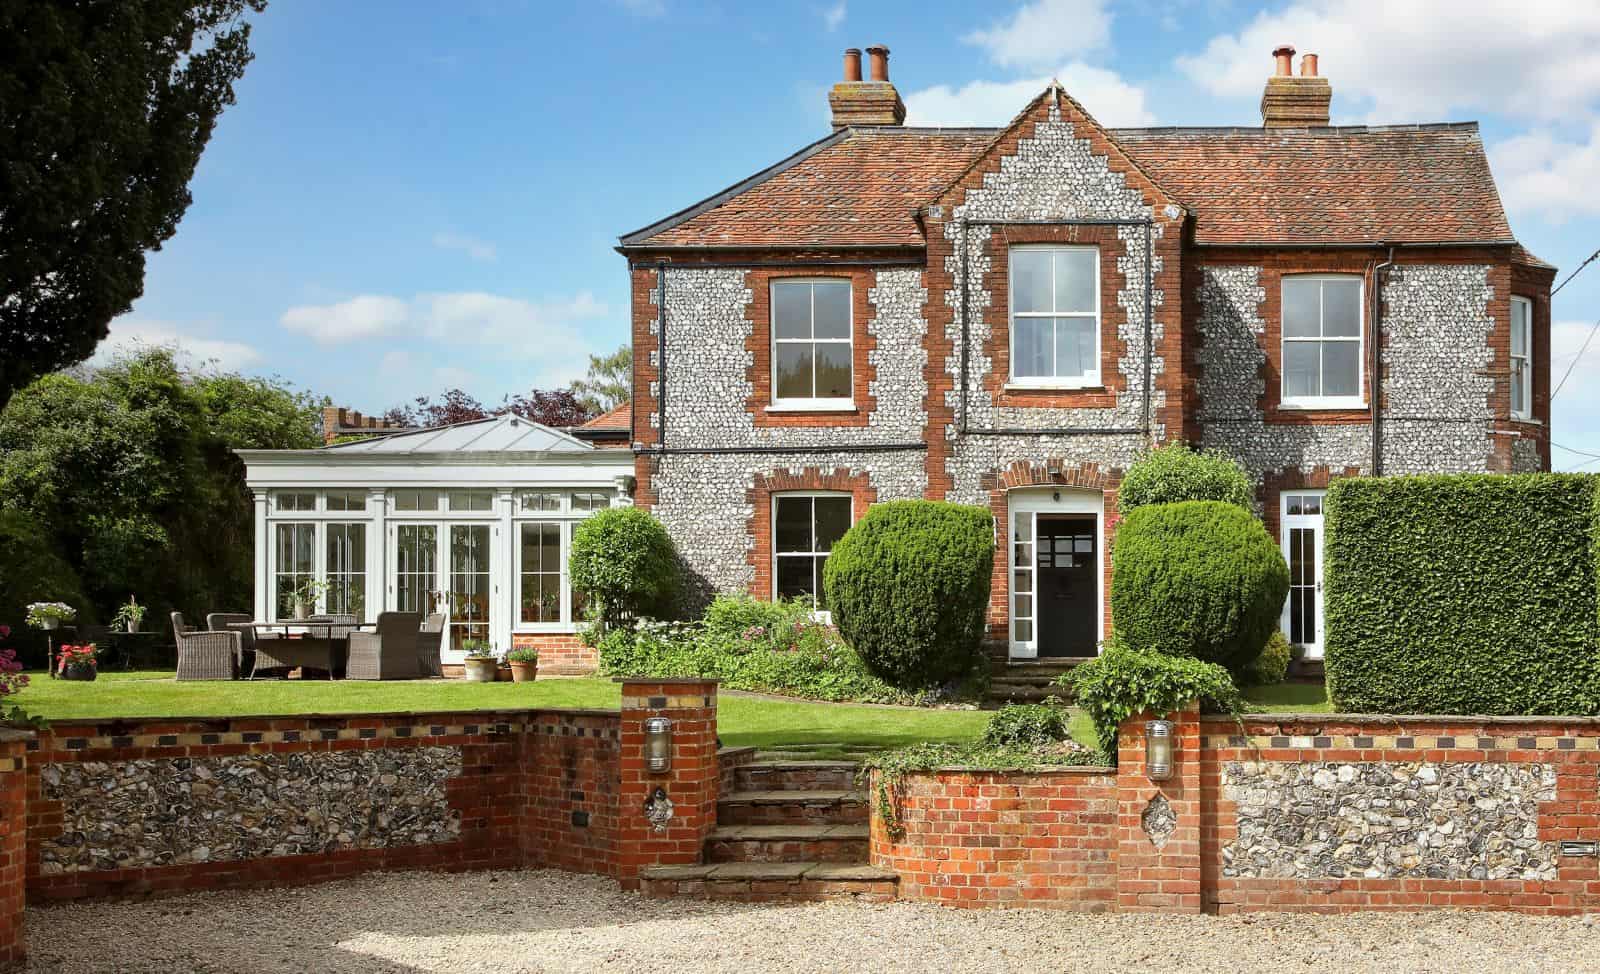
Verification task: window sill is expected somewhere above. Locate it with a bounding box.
[512,625,579,635]
[765,402,858,414]
[1004,381,1103,392]
[1278,400,1366,411]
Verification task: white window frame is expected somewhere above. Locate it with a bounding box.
[1280,274,1364,409]
[264,491,374,622]
[512,489,612,633]
[1279,489,1327,659]
[770,278,854,411]
[1007,244,1102,389]
[771,491,853,619]
[1511,295,1533,420]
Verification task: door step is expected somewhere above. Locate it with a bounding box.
[704,823,869,863]
[734,761,859,793]
[717,789,869,826]
[639,861,898,903]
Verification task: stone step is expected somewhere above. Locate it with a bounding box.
[735,761,859,793]
[639,861,898,903]
[983,684,1074,706]
[717,789,869,826]
[704,823,870,864]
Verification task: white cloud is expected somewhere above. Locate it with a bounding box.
[281,295,409,343]
[277,291,609,383]
[1490,125,1600,224]
[432,232,497,263]
[822,1,845,31]
[964,0,1112,71]
[904,63,1158,128]
[1178,1,1600,123]
[90,319,261,372]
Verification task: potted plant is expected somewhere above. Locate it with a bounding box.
[461,639,498,683]
[57,643,98,681]
[25,602,75,631]
[291,579,328,620]
[507,647,538,683]
[112,595,146,634]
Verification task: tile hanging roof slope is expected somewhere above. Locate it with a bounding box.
[622,121,1517,250]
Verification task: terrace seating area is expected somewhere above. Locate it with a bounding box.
[169,611,447,681]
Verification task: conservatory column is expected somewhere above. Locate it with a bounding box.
[367,488,387,620]
[252,491,270,620]
[612,474,634,508]
[495,488,515,653]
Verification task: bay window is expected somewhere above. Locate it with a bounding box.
[773,493,852,608]
[1009,246,1100,386]
[1282,276,1363,407]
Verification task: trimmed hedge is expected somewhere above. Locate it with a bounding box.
[569,507,679,628]
[1239,630,1291,687]
[824,500,993,689]
[1118,442,1255,515]
[1110,500,1289,672]
[1324,473,1600,715]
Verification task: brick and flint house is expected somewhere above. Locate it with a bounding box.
[619,44,1555,665]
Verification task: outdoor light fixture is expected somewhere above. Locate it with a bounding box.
[644,716,673,773]
[1145,719,1174,781]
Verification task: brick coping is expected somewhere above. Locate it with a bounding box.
[873,764,1113,775]
[1227,712,1600,725]
[37,706,622,727]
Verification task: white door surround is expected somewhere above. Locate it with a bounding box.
[1279,489,1326,659]
[1007,487,1105,660]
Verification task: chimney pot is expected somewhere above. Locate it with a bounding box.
[1273,45,1295,76]
[866,44,890,82]
[842,48,862,82]
[1300,53,1318,77]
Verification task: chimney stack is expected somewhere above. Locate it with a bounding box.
[828,43,906,129]
[1261,44,1331,127]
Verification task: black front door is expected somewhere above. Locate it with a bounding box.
[1035,515,1098,657]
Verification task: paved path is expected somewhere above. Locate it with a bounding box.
[26,869,1600,973]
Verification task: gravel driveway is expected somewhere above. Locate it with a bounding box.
[26,869,1600,973]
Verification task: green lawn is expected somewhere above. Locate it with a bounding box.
[15,672,997,750]
[1241,681,1331,713]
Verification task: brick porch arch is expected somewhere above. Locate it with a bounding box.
[980,461,1123,653]
[745,468,878,601]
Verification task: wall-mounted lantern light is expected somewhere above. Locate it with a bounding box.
[1145,719,1174,781]
[644,716,673,774]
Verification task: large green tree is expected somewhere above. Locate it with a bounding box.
[0,0,268,409]
[569,345,631,413]
[0,347,320,643]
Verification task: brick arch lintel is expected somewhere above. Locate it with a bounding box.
[981,460,1123,495]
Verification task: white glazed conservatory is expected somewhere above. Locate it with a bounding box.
[238,414,633,669]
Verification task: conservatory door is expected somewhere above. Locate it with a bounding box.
[447,524,493,660]
[1280,491,1325,659]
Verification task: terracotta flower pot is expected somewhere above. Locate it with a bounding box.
[462,657,498,683]
[509,660,538,683]
[495,665,513,682]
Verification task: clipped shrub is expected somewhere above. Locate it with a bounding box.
[569,507,679,628]
[823,500,993,689]
[1325,473,1600,715]
[1238,630,1291,687]
[1118,442,1255,515]
[1110,500,1288,672]
[980,703,1073,748]
[1068,637,1241,756]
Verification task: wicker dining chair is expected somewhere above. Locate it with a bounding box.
[346,612,423,680]
[206,612,256,672]
[418,613,445,677]
[172,612,239,681]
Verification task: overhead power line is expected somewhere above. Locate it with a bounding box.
[1553,248,1600,298]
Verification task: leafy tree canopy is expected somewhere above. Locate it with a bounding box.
[569,345,630,414]
[0,0,269,409]
[384,387,592,429]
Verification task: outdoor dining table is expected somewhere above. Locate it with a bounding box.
[226,621,375,679]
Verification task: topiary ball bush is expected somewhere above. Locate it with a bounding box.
[1238,630,1291,687]
[1118,442,1255,515]
[569,507,680,628]
[1111,500,1288,672]
[823,500,993,689]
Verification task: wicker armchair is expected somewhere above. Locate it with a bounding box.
[172,612,239,681]
[346,612,422,680]
[418,613,445,677]
[206,613,256,671]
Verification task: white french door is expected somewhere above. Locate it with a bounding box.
[389,521,496,664]
[1007,489,1104,660]
[1280,491,1325,659]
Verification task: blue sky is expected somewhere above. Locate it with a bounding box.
[105,0,1600,466]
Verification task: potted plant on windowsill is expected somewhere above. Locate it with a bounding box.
[57,643,98,681]
[507,647,538,683]
[112,595,146,634]
[461,640,498,683]
[291,579,328,621]
[26,602,75,632]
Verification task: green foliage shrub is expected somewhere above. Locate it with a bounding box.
[0,510,90,668]
[823,500,993,689]
[1118,443,1255,515]
[1325,473,1600,715]
[1068,637,1241,756]
[1238,630,1292,687]
[596,597,915,704]
[1110,500,1288,672]
[569,507,680,628]
[859,739,1106,833]
[980,703,1073,748]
